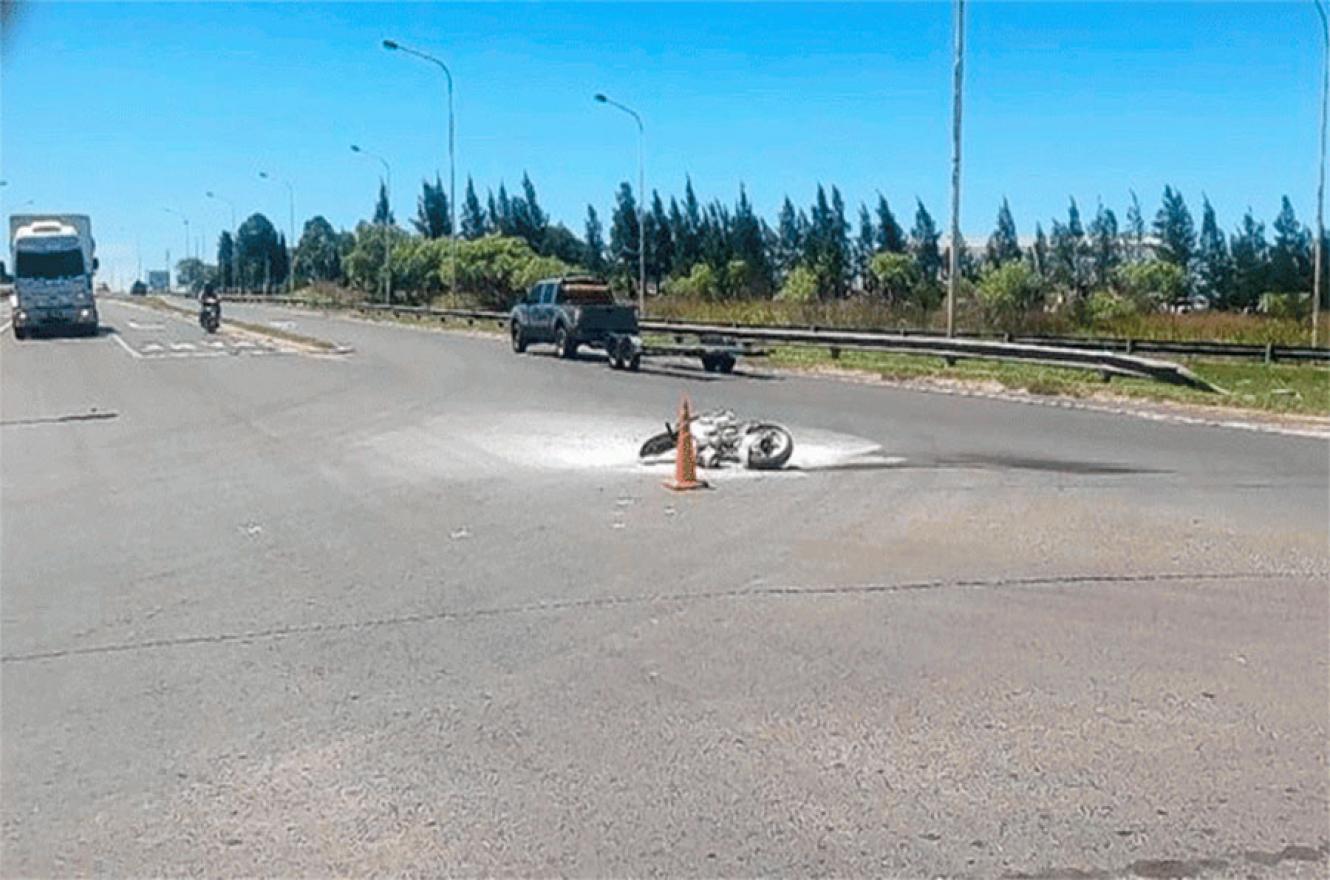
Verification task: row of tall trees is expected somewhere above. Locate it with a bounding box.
[200,173,1324,313]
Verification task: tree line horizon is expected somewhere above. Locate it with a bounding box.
[186,173,1325,318]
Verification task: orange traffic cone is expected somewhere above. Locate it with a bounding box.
[664,394,708,491]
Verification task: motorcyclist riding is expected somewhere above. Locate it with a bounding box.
[198,282,221,330]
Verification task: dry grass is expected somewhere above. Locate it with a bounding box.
[646,297,1330,348]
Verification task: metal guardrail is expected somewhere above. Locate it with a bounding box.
[640,317,1330,364]
[217,294,1327,365]
[637,319,1216,390]
[225,297,1216,390]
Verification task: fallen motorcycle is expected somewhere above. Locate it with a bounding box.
[639,409,794,470]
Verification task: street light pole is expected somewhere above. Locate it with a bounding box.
[384,39,457,297]
[206,190,239,292]
[1313,0,1328,347]
[352,145,393,304]
[259,172,296,295]
[595,93,646,317]
[163,207,190,290]
[947,0,966,339]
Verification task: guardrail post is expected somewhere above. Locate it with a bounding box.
[1264,342,1274,364]
[1125,338,1135,354]
[829,345,841,360]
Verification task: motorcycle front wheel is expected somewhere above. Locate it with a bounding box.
[740,424,794,470]
[639,429,677,459]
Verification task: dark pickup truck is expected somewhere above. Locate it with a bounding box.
[509,276,637,359]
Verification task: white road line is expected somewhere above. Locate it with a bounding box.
[0,320,11,335]
[169,342,196,352]
[141,342,163,352]
[110,333,143,359]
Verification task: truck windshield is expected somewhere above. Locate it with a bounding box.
[16,249,85,280]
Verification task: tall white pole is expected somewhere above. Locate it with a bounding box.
[1314,0,1327,347]
[384,41,457,296]
[947,0,965,338]
[595,94,646,316]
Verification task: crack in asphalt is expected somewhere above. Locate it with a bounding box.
[1003,841,1329,880]
[2,569,1320,665]
[0,410,118,428]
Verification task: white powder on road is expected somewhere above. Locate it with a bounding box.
[355,411,896,482]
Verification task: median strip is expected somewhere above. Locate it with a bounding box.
[133,296,352,354]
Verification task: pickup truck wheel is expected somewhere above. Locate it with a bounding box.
[13,325,26,340]
[716,355,736,374]
[510,322,528,353]
[554,325,577,359]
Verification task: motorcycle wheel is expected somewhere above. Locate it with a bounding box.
[639,429,677,459]
[741,424,794,470]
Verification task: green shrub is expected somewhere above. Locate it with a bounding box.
[1087,290,1140,325]
[778,265,819,302]
[1115,259,1185,311]
[975,261,1046,332]
[1260,292,1311,320]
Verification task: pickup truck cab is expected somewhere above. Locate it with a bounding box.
[510,276,637,359]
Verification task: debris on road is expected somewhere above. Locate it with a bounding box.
[641,399,794,473]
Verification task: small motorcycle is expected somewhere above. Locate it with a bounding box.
[639,409,794,470]
[199,300,221,334]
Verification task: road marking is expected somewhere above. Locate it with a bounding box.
[126,320,165,330]
[0,320,11,335]
[205,340,226,349]
[110,333,143,359]
[233,339,256,348]
[141,342,163,352]
[169,342,196,352]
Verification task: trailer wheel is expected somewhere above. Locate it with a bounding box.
[627,352,641,372]
[701,355,717,373]
[716,354,736,374]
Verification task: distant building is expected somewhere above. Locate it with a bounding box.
[147,270,170,291]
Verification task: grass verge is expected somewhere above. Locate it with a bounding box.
[761,345,1330,417]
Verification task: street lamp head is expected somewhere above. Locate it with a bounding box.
[383,39,399,50]
[206,191,216,198]
[350,144,362,153]
[594,93,608,103]
[258,171,270,180]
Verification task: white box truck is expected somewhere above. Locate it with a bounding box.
[8,214,99,338]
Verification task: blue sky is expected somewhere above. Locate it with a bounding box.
[1,2,1324,285]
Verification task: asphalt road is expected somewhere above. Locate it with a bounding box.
[2,297,1327,877]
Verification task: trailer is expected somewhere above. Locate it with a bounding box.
[603,331,759,373]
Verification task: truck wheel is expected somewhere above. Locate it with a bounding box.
[554,325,577,359]
[511,322,528,353]
[701,355,717,373]
[717,355,736,374]
[13,325,26,340]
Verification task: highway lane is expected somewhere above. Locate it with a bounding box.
[2,297,1327,876]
